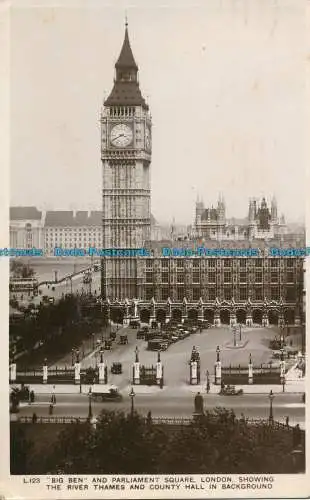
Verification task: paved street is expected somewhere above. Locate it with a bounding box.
[57,325,290,387]
[16,392,305,428]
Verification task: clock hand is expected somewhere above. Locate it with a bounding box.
[113,133,125,141]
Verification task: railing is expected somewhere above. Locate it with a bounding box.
[15,415,297,430]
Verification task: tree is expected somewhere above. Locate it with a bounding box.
[10,261,35,279]
[10,426,34,474]
[45,411,166,474]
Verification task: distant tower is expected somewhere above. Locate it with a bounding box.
[248,198,255,222]
[195,195,204,220]
[217,193,226,223]
[258,197,271,230]
[271,195,278,222]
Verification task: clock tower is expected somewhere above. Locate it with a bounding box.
[101,23,152,300]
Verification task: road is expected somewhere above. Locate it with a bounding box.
[17,393,305,427]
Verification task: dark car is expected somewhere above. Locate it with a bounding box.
[137,329,146,339]
[104,339,112,350]
[129,320,140,329]
[111,362,122,374]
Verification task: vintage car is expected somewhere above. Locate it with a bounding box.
[109,331,117,341]
[129,320,140,329]
[119,334,128,345]
[137,329,146,339]
[147,338,169,351]
[219,384,243,396]
[90,385,122,402]
[104,339,112,350]
[111,362,122,374]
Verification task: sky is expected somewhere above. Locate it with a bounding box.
[10,0,306,225]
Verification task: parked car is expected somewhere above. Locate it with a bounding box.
[147,338,169,351]
[137,329,146,339]
[111,362,122,374]
[104,339,112,350]
[119,334,128,345]
[129,320,140,329]
[219,385,243,396]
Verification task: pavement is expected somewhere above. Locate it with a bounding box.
[12,392,306,429]
[11,378,305,395]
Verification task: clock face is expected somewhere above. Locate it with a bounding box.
[145,127,151,150]
[110,123,133,148]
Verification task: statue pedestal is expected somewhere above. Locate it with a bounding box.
[74,362,81,385]
[133,362,140,384]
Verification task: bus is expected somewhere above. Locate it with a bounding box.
[9,278,39,295]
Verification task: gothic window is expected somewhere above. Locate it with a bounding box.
[224,259,231,267]
[145,286,154,300]
[177,287,184,301]
[270,287,279,300]
[208,287,216,300]
[286,259,294,268]
[193,271,200,284]
[161,287,169,300]
[271,272,279,283]
[239,272,247,283]
[208,260,216,268]
[224,287,232,300]
[285,286,296,301]
[254,287,263,300]
[208,272,216,283]
[193,288,201,301]
[255,259,263,267]
[271,259,279,268]
[161,272,169,283]
[286,271,294,283]
[224,272,231,283]
[255,272,263,283]
[239,259,246,268]
[161,260,169,269]
[239,287,247,300]
[145,272,153,284]
[177,272,184,284]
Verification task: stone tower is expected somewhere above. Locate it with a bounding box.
[101,23,152,299]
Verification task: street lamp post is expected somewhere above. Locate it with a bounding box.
[129,387,135,417]
[233,328,236,347]
[88,387,93,420]
[268,390,275,424]
[71,349,75,366]
[239,324,242,341]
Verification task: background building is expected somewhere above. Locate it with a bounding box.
[9,207,43,249]
[194,195,287,241]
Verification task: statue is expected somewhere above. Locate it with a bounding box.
[194,392,204,414]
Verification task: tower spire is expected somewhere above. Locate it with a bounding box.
[115,23,138,70]
[104,23,148,109]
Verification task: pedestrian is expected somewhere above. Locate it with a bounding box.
[285,416,289,427]
[293,424,301,448]
[30,390,35,403]
[32,412,37,424]
[206,381,210,394]
[49,403,54,415]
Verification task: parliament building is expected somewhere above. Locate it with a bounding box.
[100,25,304,327]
